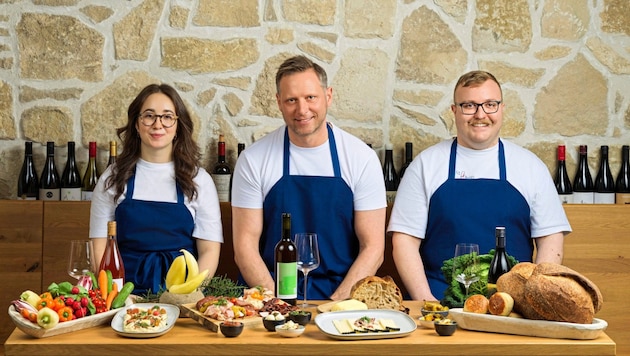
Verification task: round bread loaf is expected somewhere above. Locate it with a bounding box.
[496,262,545,320]
[488,292,514,316]
[463,294,489,314]
[349,275,406,312]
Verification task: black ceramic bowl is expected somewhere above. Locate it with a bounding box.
[287,311,312,326]
[434,321,457,336]
[220,321,244,338]
[263,317,285,332]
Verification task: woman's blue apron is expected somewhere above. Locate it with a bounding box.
[115,173,196,295]
[260,124,357,300]
[422,139,533,299]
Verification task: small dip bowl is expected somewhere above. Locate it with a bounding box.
[263,317,285,332]
[220,321,243,338]
[275,321,305,338]
[421,308,449,318]
[287,310,312,326]
[434,320,457,336]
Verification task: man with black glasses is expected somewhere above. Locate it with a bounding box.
[387,70,571,302]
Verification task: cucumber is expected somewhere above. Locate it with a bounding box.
[111,282,134,309]
[87,271,98,290]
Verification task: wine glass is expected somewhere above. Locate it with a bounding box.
[294,233,320,308]
[453,243,480,299]
[68,239,96,280]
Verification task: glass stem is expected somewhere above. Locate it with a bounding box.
[303,272,308,307]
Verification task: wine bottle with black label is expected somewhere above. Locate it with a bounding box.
[487,227,513,297]
[399,142,413,180]
[39,142,60,201]
[616,145,630,204]
[594,145,615,204]
[211,134,231,203]
[554,145,573,204]
[17,141,39,200]
[274,213,297,305]
[61,141,82,201]
[99,220,125,291]
[573,145,594,204]
[383,144,399,204]
[81,141,99,201]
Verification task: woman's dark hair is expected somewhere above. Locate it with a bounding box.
[106,83,200,202]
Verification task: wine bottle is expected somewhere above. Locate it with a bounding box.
[616,145,630,204]
[573,145,594,204]
[383,144,399,204]
[399,142,413,180]
[39,141,60,201]
[594,145,615,204]
[487,226,513,297]
[228,143,245,202]
[17,141,39,200]
[99,220,125,291]
[274,213,297,305]
[211,134,231,203]
[107,140,117,167]
[81,141,99,201]
[60,142,82,201]
[554,145,573,204]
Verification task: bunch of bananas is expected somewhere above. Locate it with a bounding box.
[165,249,209,294]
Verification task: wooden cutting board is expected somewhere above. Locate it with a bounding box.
[180,303,262,333]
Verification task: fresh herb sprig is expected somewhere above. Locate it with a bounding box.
[200,275,246,297]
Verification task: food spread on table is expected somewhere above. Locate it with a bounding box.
[122,305,168,333]
[332,316,400,334]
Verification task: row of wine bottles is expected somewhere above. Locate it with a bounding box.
[17,141,116,201]
[555,145,630,204]
[210,134,245,203]
[382,142,414,203]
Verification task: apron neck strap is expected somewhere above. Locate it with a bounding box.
[448,138,506,181]
[283,124,341,177]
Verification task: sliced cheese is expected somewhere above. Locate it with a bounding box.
[379,318,399,331]
[330,299,368,312]
[333,319,355,334]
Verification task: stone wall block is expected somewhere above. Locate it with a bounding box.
[395,106,437,126]
[19,87,82,103]
[193,0,259,27]
[434,0,468,23]
[161,38,259,73]
[281,0,336,25]
[297,41,335,63]
[266,28,294,45]
[223,93,244,117]
[113,0,165,61]
[473,0,531,53]
[393,89,443,107]
[250,53,293,118]
[169,6,189,29]
[501,89,526,138]
[344,0,396,39]
[478,61,545,88]
[80,5,114,24]
[17,13,104,81]
[21,106,74,144]
[0,80,16,139]
[213,77,252,91]
[541,0,589,41]
[601,0,630,35]
[534,46,572,61]
[586,37,630,74]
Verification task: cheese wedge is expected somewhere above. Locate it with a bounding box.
[331,299,369,312]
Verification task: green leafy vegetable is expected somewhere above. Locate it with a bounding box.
[440,249,519,308]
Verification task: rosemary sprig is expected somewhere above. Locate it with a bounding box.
[200,275,246,297]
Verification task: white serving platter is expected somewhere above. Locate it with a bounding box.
[111,303,179,338]
[314,309,417,341]
[448,308,607,340]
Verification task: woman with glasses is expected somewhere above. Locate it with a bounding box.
[387,71,571,302]
[89,84,223,295]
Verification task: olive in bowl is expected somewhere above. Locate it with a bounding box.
[421,308,449,319]
[434,319,457,336]
[220,321,244,338]
[287,310,312,326]
[262,311,286,332]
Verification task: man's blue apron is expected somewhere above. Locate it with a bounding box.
[115,172,196,295]
[260,124,357,300]
[422,139,533,299]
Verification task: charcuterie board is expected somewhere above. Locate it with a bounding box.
[180,303,262,333]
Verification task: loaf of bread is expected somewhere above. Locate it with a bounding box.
[349,276,406,312]
[488,292,514,316]
[463,294,489,314]
[497,262,603,324]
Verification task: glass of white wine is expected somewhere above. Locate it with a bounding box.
[68,239,96,280]
[453,243,480,298]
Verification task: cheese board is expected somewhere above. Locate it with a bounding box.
[448,308,607,340]
[180,303,262,333]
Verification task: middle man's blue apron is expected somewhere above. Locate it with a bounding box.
[260,124,357,300]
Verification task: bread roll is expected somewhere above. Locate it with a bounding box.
[463,294,489,314]
[349,276,406,312]
[488,292,514,316]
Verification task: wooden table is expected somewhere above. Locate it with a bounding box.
[3,301,615,355]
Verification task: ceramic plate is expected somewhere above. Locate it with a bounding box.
[111,303,179,338]
[315,309,417,340]
[448,308,607,340]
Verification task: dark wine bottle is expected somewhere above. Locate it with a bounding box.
[107,140,117,168]
[39,141,60,201]
[616,145,630,204]
[228,143,245,202]
[554,145,573,204]
[594,145,615,204]
[274,213,297,305]
[99,220,125,291]
[573,145,594,204]
[17,141,39,200]
[81,141,99,201]
[60,142,82,201]
[211,134,231,203]
[487,226,513,297]
[383,144,399,204]
[399,142,413,180]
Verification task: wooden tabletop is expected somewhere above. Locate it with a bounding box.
[4,301,616,356]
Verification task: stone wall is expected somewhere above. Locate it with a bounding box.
[1,0,629,199]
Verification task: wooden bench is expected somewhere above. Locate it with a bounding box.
[0,201,628,355]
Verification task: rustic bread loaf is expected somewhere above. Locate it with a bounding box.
[496,262,545,320]
[463,294,489,314]
[349,276,406,312]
